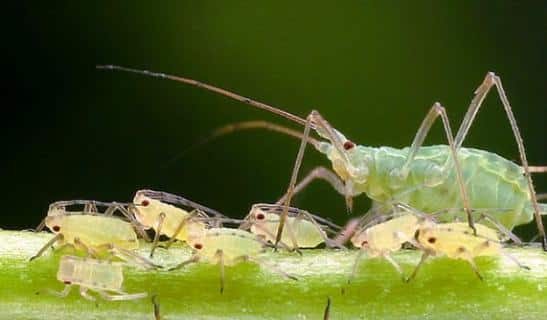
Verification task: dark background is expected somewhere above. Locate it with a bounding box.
[6,1,546,238]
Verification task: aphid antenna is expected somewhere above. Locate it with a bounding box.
[96,65,311,128]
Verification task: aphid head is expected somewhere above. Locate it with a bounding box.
[131,193,156,228]
[45,216,63,233]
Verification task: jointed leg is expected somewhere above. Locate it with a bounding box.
[406,252,431,282]
[454,72,546,249]
[161,210,200,250]
[168,255,200,271]
[150,212,166,258]
[43,284,73,298]
[79,287,96,301]
[383,254,405,281]
[106,245,160,269]
[97,290,147,301]
[348,249,365,285]
[215,250,225,294]
[29,233,63,261]
[238,255,298,281]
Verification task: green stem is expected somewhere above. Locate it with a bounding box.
[0,230,546,319]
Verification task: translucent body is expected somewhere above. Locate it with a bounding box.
[351,214,433,256]
[417,222,501,259]
[46,214,138,250]
[249,207,326,248]
[133,193,206,242]
[327,145,535,229]
[189,228,264,266]
[54,255,147,301]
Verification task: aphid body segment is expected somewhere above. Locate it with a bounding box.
[133,191,206,242]
[246,205,333,249]
[52,255,147,301]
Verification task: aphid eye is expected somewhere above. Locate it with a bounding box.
[141,200,149,206]
[63,281,71,285]
[427,237,436,244]
[256,213,265,220]
[343,140,355,150]
[361,240,368,246]
[193,243,203,250]
[52,225,61,232]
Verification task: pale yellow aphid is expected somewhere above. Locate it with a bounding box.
[244,204,336,249]
[409,222,513,281]
[348,210,434,281]
[46,255,147,301]
[132,190,219,257]
[169,227,296,293]
[31,204,157,269]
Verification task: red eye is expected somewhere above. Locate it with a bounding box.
[428,237,436,244]
[256,213,265,220]
[194,243,203,250]
[52,225,61,232]
[361,240,368,246]
[141,200,149,206]
[343,141,355,150]
[63,281,71,285]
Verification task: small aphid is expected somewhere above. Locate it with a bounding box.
[348,209,434,282]
[169,227,297,293]
[242,204,340,250]
[408,222,525,281]
[31,202,157,269]
[45,255,147,301]
[132,190,218,257]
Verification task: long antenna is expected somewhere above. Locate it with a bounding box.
[97,65,309,127]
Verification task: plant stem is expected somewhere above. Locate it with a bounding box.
[0,230,546,319]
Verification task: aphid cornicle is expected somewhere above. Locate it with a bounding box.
[31,201,158,269]
[97,65,547,250]
[46,255,147,301]
[242,203,341,250]
[168,227,297,293]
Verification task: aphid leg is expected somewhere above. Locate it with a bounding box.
[246,222,295,252]
[383,254,406,281]
[348,249,365,285]
[333,218,361,247]
[126,205,152,241]
[73,237,99,258]
[537,193,547,201]
[42,283,73,298]
[97,290,147,301]
[34,218,47,233]
[79,287,96,301]
[237,255,298,281]
[477,212,522,245]
[161,211,200,250]
[275,113,313,251]
[323,297,331,320]
[84,201,98,213]
[502,252,530,270]
[29,233,63,261]
[295,208,344,249]
[107,245,160,269]
[215,249,225,294]
[393,102,475,234]
[275,166,347,206]
[150,212,167,258]
[168,255,200,271]
[465,257,484,281]
[406,252,431,283]
[454,72,546,250]
[152,294,161,320]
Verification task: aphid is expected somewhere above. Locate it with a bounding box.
[168,227,297,293]
[45,255,147,301]
[408,222,528,281]
[97,65,547,249]
[347,204,435,282]
[242,203,340,250]
[31,201,157,269]
[132,189,226,257]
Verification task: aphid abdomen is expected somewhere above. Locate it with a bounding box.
[364,146,531,229]
[57,256,124,291]
[290,218,325,248]
[47,215,139,250]
[197,228,263,265]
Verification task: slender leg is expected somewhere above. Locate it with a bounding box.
[392,102,475,234]
[295,209,344,249]
[275,113,313,250]
[275,166,348,205]
[34,218,47,233]
[152,294,161,320]
[323,297,331,320]
[477,212,522,245]
[454,72,546,249]
[383,254,405,281]
[502,252,530,270]
[215,250,225,294]
[97,290,147,301]
[536,193,547,201]
[529,166,547,173]
[150,212,166,258]
[333,218,361,247]
[348,249,365,285]
[107,245,160,269]
[240,255,298,281]
[126,205,152,242]
[168,255,200,271]
[79,287,96,301]
[29,233,63,261]
[73,237,98,258]
[406,252,430,283]
[465,257,483,281]
[161,211,199,250]
[43,284,72,298]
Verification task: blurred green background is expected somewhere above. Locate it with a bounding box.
[6,1,546,238]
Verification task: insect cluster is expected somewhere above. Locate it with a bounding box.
[29,67,546,317]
